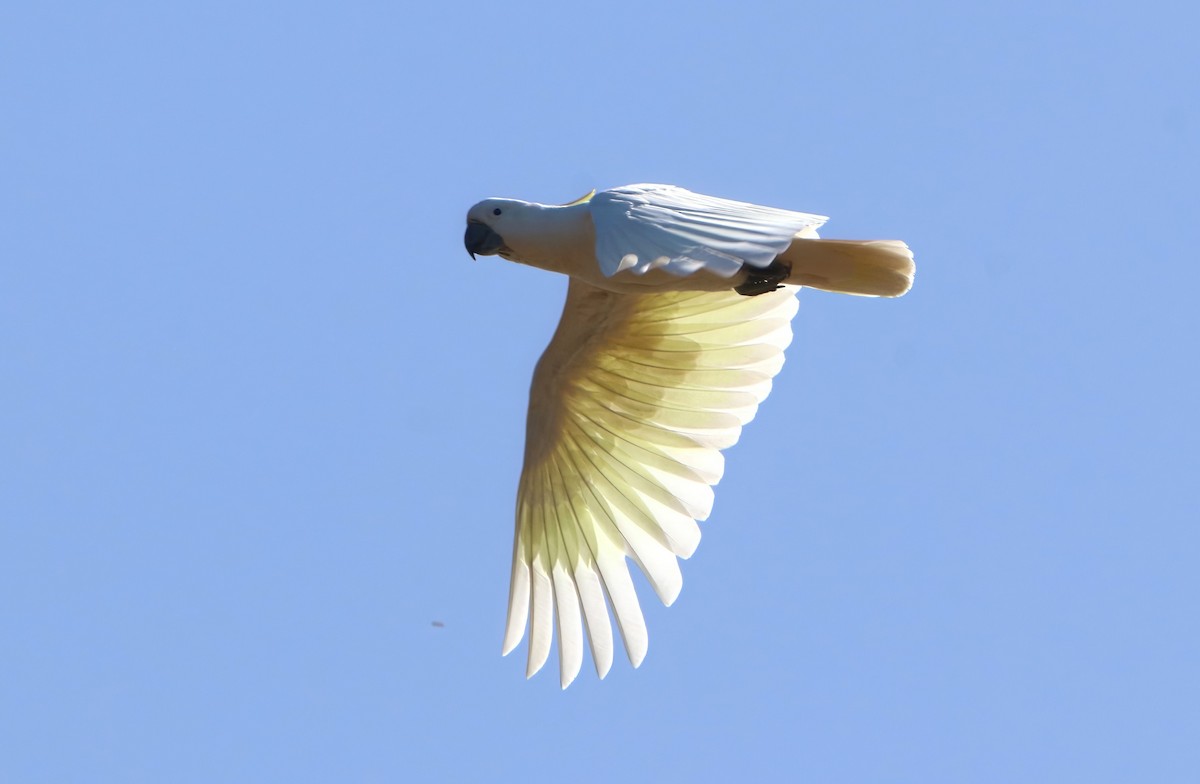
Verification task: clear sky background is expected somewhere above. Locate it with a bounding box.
[2,2,1197,782]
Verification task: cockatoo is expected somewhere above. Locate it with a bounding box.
[463,183,914,688]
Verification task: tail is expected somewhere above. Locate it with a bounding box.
[779,239,915,297]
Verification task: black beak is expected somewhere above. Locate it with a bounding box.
[464,221,506,259]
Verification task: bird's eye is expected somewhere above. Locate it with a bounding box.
[493,208,502,216]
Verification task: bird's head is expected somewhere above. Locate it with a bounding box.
[465,192,594,269]
[464,198,534,260]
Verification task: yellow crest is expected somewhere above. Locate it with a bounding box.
[559,188,596,207]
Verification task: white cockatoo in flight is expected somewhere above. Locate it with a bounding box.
[463,183,914,688]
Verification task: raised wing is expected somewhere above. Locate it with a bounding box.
[590,183,828,278]
[503,279,800,687]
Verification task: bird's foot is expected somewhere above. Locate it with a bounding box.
[734,259,791,296]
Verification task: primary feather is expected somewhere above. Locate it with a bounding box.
[505,281,798,687]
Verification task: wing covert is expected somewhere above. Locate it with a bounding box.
[590,184,828,278]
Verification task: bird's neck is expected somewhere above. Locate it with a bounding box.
[507,203,595,277]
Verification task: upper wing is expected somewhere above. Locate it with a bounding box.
[589,183,828,278]
[503,278,800,687]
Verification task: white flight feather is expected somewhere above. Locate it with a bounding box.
[503,282,798,686]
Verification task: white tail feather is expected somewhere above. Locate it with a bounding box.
[780,239,915,297]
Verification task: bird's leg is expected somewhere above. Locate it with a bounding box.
[734,259,791,296]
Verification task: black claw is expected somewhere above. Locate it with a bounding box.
[735,259,791,296]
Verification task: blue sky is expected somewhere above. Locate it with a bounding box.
[2,1,1197,781]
